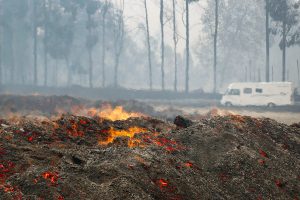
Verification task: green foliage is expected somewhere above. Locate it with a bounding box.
[269,0,289,21]
[86,0,101,15]
[198,0,265,85]
[269,0,299,48]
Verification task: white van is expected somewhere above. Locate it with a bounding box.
[221,82,294,107]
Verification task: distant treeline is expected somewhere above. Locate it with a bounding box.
[0,0,299,93]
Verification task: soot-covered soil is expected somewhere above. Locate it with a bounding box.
[0,113,299,200]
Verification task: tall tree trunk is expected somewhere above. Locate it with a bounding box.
[282,19,287,82]
[0,43,2,85]
[102,2,107,88]
[160,0,165,91]
[185,0,190,93]
[66,57,71,86]
[44,48,48,86]
[272,64,274,82]
[88,49,93,88]
[11,30,15,84]
[253,65,256,81]
[113,0,124,88]
[249,60,252,81]
[54,59,58,87]
[144,0,153,90]
[297,60,299,86]
[44,0,48,86]
[245,65,247,82]
[33,1,38,86]
[213,0,219,94]
[265,0,270,82]
[172,0,178,92]
[101,17,106,88]
[113,29,124,88]
[114,53,120,88]
[88,14,93,88]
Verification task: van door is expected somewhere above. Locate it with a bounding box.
[241,87,253,106]
[253,87,265,106]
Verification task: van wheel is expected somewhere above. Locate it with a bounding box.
[225,102,233,107]
[267,103,276,108]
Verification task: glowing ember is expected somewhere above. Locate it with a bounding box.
[259,149,268,158]
[156,179,168,189]
[88,105,144,121]
[99,127,147,147]
[275,179,283,188]
[28,136,34,142]
[184,162,193,168]
[0,161,16,185]
[258,159,265,165]
[58,195,64,200]
[3,184,14,193]
[219,173,230,182]
[66,122,84,137]
[154,137,182,152]
[42,171,59,185]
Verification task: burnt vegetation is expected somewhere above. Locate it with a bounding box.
[0,95,299,200]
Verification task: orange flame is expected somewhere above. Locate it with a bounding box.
[207,108,236,117]
[68,104,145,121]
[99,127,147,147]
[88,105,144,121]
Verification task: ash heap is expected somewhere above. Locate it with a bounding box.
[0,96,299,200]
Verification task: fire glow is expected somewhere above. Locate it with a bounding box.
[99,127,147,147]
[156,179,169,189]
[42,171,59,185]
[88,105,144,121]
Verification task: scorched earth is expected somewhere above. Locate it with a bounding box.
[0,96,299,200]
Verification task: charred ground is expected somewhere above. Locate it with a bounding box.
[0,95,299,200]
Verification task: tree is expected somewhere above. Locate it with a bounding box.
[33,0,38,86]
[184,0,199,93]
[185,0,189,93]
[85,0,100,88]
[160,0,165,90]
[32,0,48,86]
[113,0,125,88]
[46,1,75,86]
[144,0,153,90]
[101,0,109,88]
[213,0,219,93]
[269,0,299,81]
[1,0,29,84]
[172,0,179,92]
[43,0,49,86]
[198,0,265,88]
[265,0,270,82]
[0,0,2,85]
[0,43,1,85]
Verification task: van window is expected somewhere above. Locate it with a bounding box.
[256,88,263,93]
[243,88,252,94]
[228,89,240,96]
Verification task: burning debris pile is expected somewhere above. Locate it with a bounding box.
[0,97,299,199]
[0,95,158,119]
